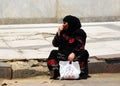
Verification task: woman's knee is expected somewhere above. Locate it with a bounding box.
[50,50,58,55]
[75,50,89,61]
[83,50,89,59]
[48,50,58,60]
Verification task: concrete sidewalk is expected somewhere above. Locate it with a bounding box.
[0,21,120,79]
[0,21,120,60]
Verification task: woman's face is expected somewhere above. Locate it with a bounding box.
[63,22,68,30]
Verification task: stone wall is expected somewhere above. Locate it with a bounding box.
[0,0,120,24]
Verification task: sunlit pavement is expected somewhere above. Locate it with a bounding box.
[0,21,120,60]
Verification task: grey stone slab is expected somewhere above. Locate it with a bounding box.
[96,54,120,60]
[0,62,12,79]
[0,62,11,67]
[8,40,50,48]
[89,62,120,73]
[0,49,25,60]
[88,57,120,74]
[0,40,8,47]
[8,60,48,78]
[21,50,50,59]
[86,40,120,56]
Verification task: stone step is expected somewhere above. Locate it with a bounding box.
[0,55,120,79]
[0,54,120,79]
[88,57,120,73]
[0,62,12,79]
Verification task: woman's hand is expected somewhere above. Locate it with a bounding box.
[57,25,63,36]
[68,52,75,62]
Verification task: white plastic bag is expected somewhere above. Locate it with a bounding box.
[59,61,81,80]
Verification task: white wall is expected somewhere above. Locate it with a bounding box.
[0,0,56,18]
[0,0,120,24]
[57,0,120,18]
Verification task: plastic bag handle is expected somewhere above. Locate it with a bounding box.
[69,61,72,64]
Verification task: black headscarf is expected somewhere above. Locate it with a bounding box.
[63,15,82,34]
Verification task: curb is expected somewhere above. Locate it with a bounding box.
[0,54,120,79]
[88,57,120,73]
[0,62,12,79]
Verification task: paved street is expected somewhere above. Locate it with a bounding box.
[0,73,120,86]
[0,21,120,60]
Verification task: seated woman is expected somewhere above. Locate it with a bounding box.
[47,15,89,79]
